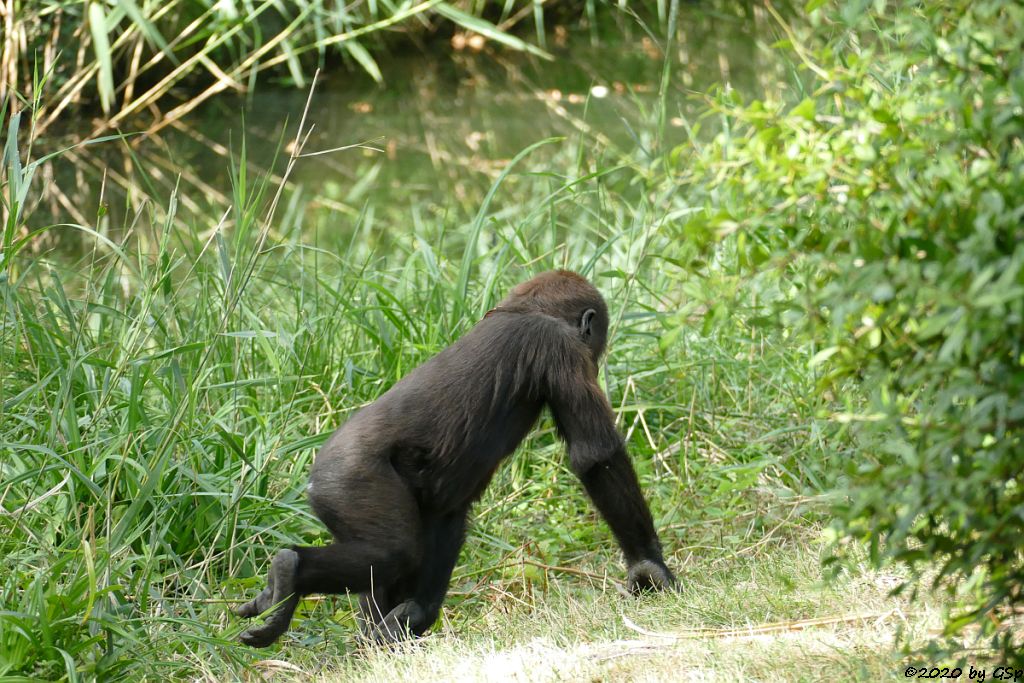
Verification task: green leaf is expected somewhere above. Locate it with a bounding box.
[114,0,178,64]
[344,40,383,83]
[809,346,840,367]
[88,1,114,114]
[916,311,956,341]
[973,287,1024,308]
[435,3,552,60]
[789,98,816,122]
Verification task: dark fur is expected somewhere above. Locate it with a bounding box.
[236,270,675,647]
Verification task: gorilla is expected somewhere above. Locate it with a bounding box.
[235,270,675,647]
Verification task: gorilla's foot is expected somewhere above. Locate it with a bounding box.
[238,549,300,648]
[370,600,428,645]
[627,558,677,594]
[234,564,277,619]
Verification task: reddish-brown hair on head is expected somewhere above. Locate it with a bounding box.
[498,270,609,360]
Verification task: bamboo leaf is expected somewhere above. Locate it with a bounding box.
[114,0,178,64]
[88,2,115,114]
[344,40,383,83]
[435,3,552,60]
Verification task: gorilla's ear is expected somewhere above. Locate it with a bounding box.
[579,308,597,340]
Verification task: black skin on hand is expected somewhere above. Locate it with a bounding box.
[235,270,676,647]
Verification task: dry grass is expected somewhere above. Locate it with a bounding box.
[222,542,945,682]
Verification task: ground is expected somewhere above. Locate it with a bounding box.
[216,538,942,682]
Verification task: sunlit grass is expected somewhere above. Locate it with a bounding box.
[0,3,915,677]
[313,542,941,682]
[1,74,837,677]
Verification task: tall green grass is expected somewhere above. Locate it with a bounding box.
[7,0,1020,676]
[0,54,831,677]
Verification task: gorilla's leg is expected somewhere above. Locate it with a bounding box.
[357,583,397,638]
[239,538,419,647]
[237,549,301,647]
[370,510,467,643]
[238,461,422,648]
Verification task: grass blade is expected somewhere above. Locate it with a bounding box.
[88,2,115,114]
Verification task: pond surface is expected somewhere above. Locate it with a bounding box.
[34,4,785,255]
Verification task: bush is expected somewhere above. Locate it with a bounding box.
[672,0,1023,663]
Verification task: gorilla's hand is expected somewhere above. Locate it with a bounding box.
[627,558,677,594]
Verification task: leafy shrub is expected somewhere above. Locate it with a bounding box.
[672,0,1023,663]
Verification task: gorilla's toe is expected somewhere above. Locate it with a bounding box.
[234,600,260,619]
[239,624,283,648]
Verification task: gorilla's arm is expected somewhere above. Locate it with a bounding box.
[541,327,676,592]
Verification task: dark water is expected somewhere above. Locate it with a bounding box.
[32,4,784,253]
